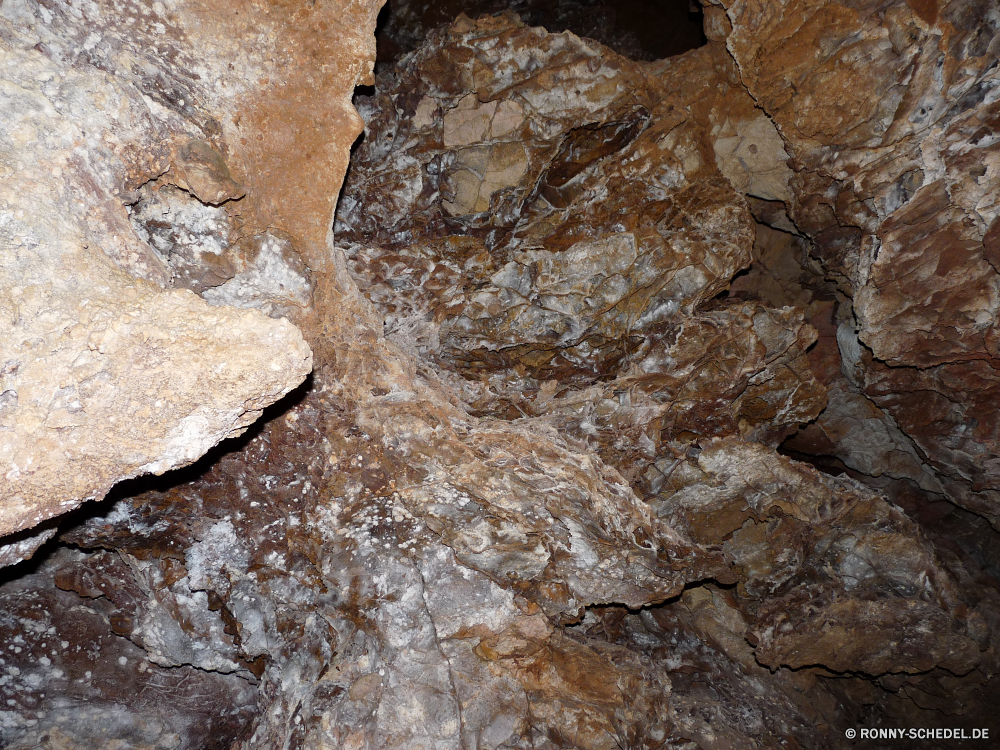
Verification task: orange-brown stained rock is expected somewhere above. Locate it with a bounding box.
[336,16,829,512]
[145,0,382,270]
[707,0,1000,517]
[519,300,827,494]
[0,0,388,558]
[0,11,836,746]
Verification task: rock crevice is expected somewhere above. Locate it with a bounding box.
[1,1,998,748]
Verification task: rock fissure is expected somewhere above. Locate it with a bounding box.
[3,0,1000,747]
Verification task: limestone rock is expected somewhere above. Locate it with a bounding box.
[3,1,1000,748]
[27,388,845,750]
[525,300,826,492]
[0,276,312,537]
[0,549,259,750]
[0,0,385,552]
[339,15,827,506]
[336,16,828,430]
[708,0,1000,522]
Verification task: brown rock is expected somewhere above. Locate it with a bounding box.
[0,0,385,553]
[4,1,998,747]
[338,15,757,388]
[708,0,1000,517]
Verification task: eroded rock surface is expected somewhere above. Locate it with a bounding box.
[336,15,824,446]
[0,0,388,555]
[372,0,707,65]
[656,440,999,676]
[2,0,1000,748]
[705,0,1000,526]
[0,549,259,750]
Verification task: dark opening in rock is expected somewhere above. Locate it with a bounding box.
[4,0,1000,747]
[374,0,707,67]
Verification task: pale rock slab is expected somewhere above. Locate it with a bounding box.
[0,0,384,557]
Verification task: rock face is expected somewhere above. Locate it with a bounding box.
[372,0,707,64]
[0,0,386,560]
[705,0,1000,526]
[336,14,822,441]
[339,19,757,383]
[657,439,997,676]
[2,1,999,749]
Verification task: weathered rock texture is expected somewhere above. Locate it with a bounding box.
[704,0,1000,526]
[2,0,999,748]
[656,439,998,675]
[0,0,388,558]
[373,0,707,65]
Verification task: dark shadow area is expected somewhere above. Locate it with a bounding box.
[334,121,369,238]
[374,0,706,69]
[565,577,740,629]
[0,373,315,579]
[779,442,1000,586]
[372,0,394,66]
[102,371,314,504]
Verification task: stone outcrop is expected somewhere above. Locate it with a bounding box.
[656,439,998,675]
[2,1,999,748]
[704,0,1000,526]
[337,14,823,446]
[0,0,387,561]
[372,0,707,65]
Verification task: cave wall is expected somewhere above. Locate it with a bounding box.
[708,0,1000,528]
[1,0,998,748]
[0,0,383,564]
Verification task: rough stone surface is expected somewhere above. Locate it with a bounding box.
[707,0,1000,525]
[0,0,387,555]
[2,1,1000,748]
[656,439,999,676]
[336,15,815,423]
[0,549,259,750]
[0,281,311,537]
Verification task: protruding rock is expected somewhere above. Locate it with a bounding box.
[0,0,383,552]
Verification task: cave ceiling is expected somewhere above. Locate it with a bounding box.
[0,0,998,748]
